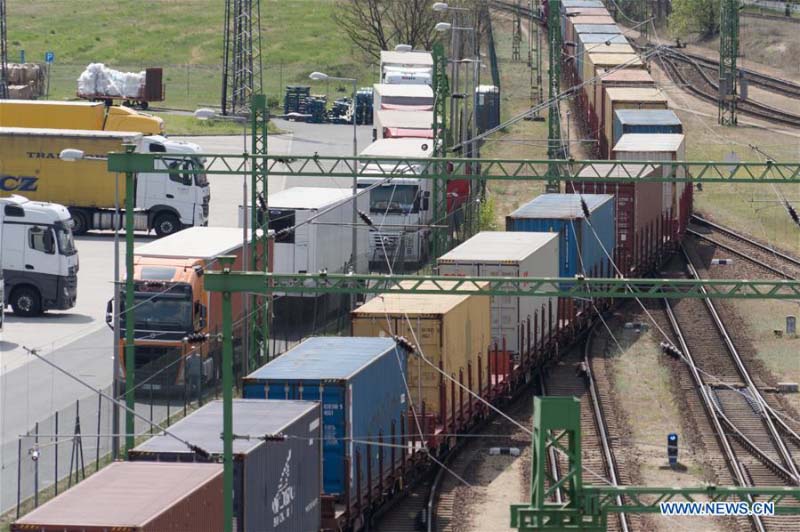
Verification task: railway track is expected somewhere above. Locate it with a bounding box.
[688,215,800,280]
[654,48,800,128]
[659,246,800,531]
[542,327,635,532]
[743,10,800,25]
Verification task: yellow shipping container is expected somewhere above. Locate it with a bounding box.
[351,282,491,423]
[603,87,668,157]
[582,52,642,108]
[0,100,163,134]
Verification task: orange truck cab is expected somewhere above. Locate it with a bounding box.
[109,227,272,392]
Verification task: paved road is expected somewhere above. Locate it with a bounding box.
[0,119,369,513]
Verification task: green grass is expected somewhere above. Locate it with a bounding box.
[154,113,284,135]
[9,0,375,110]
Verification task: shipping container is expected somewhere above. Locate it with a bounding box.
[560,0,608,39]
[612,109,683,149]
[351,281,491,425]
[568,164,665,274]
[590,69,655,136]
[130,400,321,532]
[11,462,223,532]
[573,24,622,35]
[565,6,610,16]
[581,52,642,112]
[612,133,689,236]
[565,15,617,45]
[506,194,615,280]
[243,337,408,504]
[602,87,668,158]
[437,232,559,354]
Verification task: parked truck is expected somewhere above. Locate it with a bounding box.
[0,100,164,135]
[0,127,208,236]
[1,195,78,316]
[379,50,434,85]
[357,138,433,271]
[109,227,272,391]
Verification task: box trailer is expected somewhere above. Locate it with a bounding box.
[115,227,272,391]
[0,127,208,236]
[506,194,616,280]
[379,50,433,85]
[373,84,434,111]
[11,462,223,532]
[0,99,164,134]
[437,232,559,355]
[613,133,689,236]
[351,282,491,424]
[373,109,433,141]
[243,337,408,504]
[130,399,321,532]
[568,164,665,274]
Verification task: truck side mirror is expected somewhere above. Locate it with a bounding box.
[422,197,429,211]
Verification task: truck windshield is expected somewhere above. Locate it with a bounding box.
[370,184,419,214]
[56,226,76,255]
[123,293,193,332]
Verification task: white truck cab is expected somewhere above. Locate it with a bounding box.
[357,138,434,271]
[1,195,78,316]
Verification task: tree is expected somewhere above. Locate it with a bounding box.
[669,0,721,39]
[333,0,440,60]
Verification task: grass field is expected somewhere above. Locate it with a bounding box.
[8,0,375,111]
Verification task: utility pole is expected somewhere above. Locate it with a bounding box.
[719,0,740,126]
[0,0,8,99]
[221,0,263,115]
[546,0,563,192]
[512,1,522,61]
[431,42,449,261]
[249,94,269,368]
[123,144,136,455]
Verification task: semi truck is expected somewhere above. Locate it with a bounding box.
[372,84,434,112]
[379,50,434,85]
[0,100,164,135]
[111,227,272,391]
[1,195,78,316]
[373,109,433,141]
[357,138,434,271]
[0,127,209,236]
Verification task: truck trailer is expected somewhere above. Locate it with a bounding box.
[379,50,434,85]
[112,227,272,391]
[1,195,78,316]
[0,127,208,236]
[0,100,164,135]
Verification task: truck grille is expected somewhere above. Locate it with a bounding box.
[372,232,400,251]
[135,346,182,388]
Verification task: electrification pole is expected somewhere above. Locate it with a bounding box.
[123,144,136,455]
[719,0,740,126]
[431,42,449,261]
[221,0,263,115]
[546,0,563,192]
[249,94,269,368]
[0,0,8,99]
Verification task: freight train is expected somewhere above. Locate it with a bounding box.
[12,6,693,528]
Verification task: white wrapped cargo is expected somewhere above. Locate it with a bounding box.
[77,63,145,99]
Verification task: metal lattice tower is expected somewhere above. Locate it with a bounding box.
[512,2,522,61]
[719,0,740,126]
[221,0,263,115]
[249,94,269,368]
[431,42,450,260]
[0,0,8,99]
[546,0,563,191]
[528,0,543,115]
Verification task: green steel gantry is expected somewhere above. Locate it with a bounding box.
[510,397,800,530]
[547,0,563,191]
[719,0,740,126]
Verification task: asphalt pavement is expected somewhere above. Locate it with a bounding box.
[0,119,370,513]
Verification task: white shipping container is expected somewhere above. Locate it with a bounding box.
[436,232,559,354]
[612,133,686,221]
[267,187,369,292]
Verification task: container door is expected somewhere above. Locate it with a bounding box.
[304,383,346,496]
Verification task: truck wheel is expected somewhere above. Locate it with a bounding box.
[11,286,42,317]
[153,213,181,237]
[70,210,90,236]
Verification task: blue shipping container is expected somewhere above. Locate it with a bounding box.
[243,337,408,500]
[612,109,683,149]
[506,194,616,279]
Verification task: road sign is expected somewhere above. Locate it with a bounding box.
[45,51,55,64]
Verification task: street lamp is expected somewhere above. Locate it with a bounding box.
[58,147,132,459]
[308,71,360,275]
[432,2,470,12]
[394,44,413,52]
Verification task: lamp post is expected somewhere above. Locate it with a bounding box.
[59,145,137,455]
[309,71,359,275]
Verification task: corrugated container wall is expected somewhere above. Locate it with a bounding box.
[11,462,223,532]
[242,337,407,505]
[602,87,668,158]
[612,109,683,148]
[565,15,616,46]
[351,282,491,424]
[567,164,664,274]
[437,232,559,354]
[505,194,616,280]
[577,45,635,86]
[130,400,321,532]
[591,70,655,133]
[612,134,688,235]
[581,53,642,109]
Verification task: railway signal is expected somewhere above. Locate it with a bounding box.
[667,433,679,467]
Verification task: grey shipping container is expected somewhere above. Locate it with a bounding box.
[612,109,683,150]
[130,400,321,532]
[12,462,223,532]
